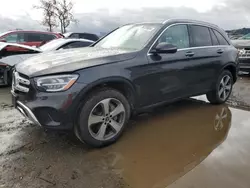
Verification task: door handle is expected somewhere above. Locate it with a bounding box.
[217,49,224,54]
[185,51,195,57]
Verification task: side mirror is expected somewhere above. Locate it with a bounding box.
[0,39,6,43]
[153,43,177,54]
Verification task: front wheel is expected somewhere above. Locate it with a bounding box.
[75,88,131,148]
[207,70,233,104]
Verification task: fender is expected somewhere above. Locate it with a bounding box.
[75,76,138,108]
[71,76,138,124]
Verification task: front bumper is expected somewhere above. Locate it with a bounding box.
[239,58,250,72]
[15,99,42,126]
[11,82,87,130]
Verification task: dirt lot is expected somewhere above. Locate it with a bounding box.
[0,76,250,188]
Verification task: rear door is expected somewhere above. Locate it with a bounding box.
[212,29,232,77]
[22,33,43,47]
[187,25,221,93]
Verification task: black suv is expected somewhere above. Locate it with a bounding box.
[11,19,239,147]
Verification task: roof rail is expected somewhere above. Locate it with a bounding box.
[162,18,219,28]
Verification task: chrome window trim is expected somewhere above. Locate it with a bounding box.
[177,45,230,51]
[147,22,229,56]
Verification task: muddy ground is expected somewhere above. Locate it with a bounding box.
[0,76,250,188]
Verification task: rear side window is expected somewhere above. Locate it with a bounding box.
[69,33,79,38]
[79,33,99,41]
[41,34,56,42]
[209,29,219,46]
[213,29,229,45]
[25,33,41,42]
[189,25,212,47]
[157,24,190,49]
[60,41,92,49]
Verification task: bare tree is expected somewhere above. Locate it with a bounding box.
[53,0,77,33]
[34,0,57,32]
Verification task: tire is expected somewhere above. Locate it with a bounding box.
[75,88,131,148]
[207,70,233,104]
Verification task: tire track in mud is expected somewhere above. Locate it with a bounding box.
[0,103,37,157]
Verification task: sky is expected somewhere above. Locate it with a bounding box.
[0,0,249,34]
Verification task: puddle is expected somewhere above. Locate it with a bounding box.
[92,99,232,188]
[168,108,250,188]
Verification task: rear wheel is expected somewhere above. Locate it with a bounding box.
[75,88,130,148]
[207,70,233,104]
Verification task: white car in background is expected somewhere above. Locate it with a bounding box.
[0,38,93,86]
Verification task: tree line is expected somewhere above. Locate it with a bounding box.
[34,0,77,33]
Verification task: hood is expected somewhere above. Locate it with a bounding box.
[0,42,42,52]
[231,39,250,48]
[16,47,137,77]
[0,54,38,66]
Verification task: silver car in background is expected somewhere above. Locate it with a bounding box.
[0,38,93,86]
[231,33,250,74]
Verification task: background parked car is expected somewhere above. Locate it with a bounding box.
[0,38,93,86]
[0,30,63,54]
[231,33,250,74]
[63,32,99,41]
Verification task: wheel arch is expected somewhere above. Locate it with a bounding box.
[221,63,237,83]
[76,76,137,112]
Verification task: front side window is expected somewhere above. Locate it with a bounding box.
[189,25,212,47]
[156,24,190,49]
[3,33,18,43]
[94,24,161,51]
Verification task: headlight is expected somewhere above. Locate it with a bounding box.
[35,74,79,92]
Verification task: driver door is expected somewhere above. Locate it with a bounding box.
[147,24,197,103]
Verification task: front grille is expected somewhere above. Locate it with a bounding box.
[239,48,250,58]
[12,71,30,93]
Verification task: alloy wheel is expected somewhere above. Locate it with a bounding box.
[88,98,126,141]
[218,75,232,101]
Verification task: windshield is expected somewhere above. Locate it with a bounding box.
[239,33,250,40]
[39,39,65,52]
[94,24,161,50]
